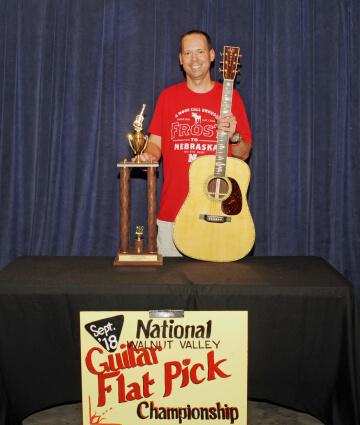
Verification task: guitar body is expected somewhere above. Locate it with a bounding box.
[173,155,255,262]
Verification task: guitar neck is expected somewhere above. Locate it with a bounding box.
[215,79,234,178]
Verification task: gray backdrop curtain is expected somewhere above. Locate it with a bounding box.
[0,0,359,300]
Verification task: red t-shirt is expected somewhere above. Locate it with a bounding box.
[148,81,252,221]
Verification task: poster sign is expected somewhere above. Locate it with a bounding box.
[80,311,248,425]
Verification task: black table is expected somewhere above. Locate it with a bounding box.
[0,256,359,425]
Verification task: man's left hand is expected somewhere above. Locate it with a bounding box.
[216,113,237,138]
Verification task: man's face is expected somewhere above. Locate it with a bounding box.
[179,33,215,82]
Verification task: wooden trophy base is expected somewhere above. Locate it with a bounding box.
[114,249,163,266]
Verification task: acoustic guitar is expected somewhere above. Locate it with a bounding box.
[173,46,255,262]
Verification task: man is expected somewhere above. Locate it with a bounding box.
[141,30,252,256]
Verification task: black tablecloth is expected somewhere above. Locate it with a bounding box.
[0,256,359,425]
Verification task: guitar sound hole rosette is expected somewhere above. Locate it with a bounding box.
[206,176,231,201]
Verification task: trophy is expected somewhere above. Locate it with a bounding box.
[114,105,163,266]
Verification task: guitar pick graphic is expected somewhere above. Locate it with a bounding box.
[85,315,124,353]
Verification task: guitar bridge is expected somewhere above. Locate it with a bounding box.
[199,214,231,223]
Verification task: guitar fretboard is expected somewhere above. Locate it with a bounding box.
[214,79,233,177]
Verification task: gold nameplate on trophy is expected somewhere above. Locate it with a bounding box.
[114,104,163,266]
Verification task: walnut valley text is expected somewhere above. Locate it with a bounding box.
[128,339,220,349]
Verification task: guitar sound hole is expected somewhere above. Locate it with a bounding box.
[207,178,229,200]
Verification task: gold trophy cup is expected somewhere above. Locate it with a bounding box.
[114,104,162,266]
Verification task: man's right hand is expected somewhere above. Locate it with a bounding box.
[138,151,159,162]
[138,134,162,163]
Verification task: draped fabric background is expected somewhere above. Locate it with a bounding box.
[0,0,359,299]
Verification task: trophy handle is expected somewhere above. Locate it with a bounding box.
[135,134,148,163]
[141,134,148,155]
[128,133,136,155]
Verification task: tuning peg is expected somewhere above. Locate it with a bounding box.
[220,52,223,56]
[219,67,223,73]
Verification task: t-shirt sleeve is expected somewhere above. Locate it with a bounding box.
[148,91,166,137]
[233,91,253,144]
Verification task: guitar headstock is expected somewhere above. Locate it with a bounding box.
[220,46,241,81]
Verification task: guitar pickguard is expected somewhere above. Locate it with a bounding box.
[221,177,242,215]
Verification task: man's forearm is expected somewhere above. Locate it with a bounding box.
[140,134,162,162]
[231,140,252,160]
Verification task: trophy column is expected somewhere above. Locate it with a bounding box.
[147,166,157,253]
[119,166,130,254]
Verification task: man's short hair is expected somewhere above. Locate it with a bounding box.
[179,30,213,53]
